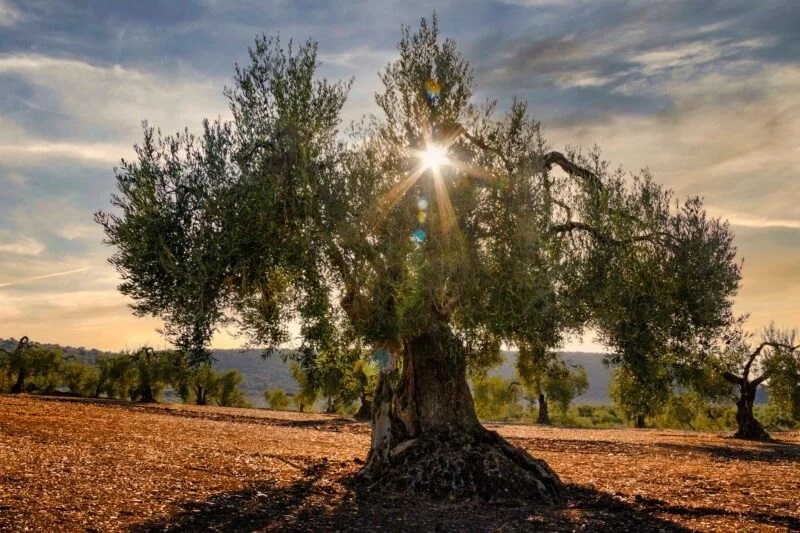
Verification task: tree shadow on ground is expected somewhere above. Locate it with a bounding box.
[623,493,800,531]
[657,439,800,464]
[129,459,694,533]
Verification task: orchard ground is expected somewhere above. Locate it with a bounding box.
[0,395,798,532]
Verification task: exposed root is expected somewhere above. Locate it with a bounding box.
[362,429,563,504]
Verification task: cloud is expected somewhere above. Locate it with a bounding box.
[719,213,800,230]
[545,63,800,221]
[552,69,619,89]
[0,287,166,350]
[0,140,130,166]
[629,38,769,77]
[319,46,393,70]
[470,1,792,116]
[56,223,99,241]
[0,53,230,147]
[0,236,45,256]
[0,0,21,26]
[0,267,90,288]
[2,171,28,185]
[2,195,103,247]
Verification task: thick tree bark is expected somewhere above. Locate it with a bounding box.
[195,386,208,405]
[635,414,645,429]
[361,325,562,502]
[723,369,771,441]
[354,393,372,421]
[138,386,156,403]
[734,381,770,440]
[536,393,551,425]
[4,337,29,394]
[10,369,25,394]
[392,329,482,437]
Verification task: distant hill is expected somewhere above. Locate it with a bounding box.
[212,349,617,408]
[1,339,767,406]
[0,338,117,365]
[211,349,297,406]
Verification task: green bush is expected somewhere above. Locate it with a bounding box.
[758,404,799,431]
[264,387,290,411]
[472,376,524,422]
[566,404,625,428]
[62,360,101,397]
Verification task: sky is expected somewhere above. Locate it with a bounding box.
[0,0,798,352]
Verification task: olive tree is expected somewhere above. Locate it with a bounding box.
[97,16,740,501]
[544,362,589,416]
[767,345,800,423]
[0,337,65,394]
[716,325,798,440]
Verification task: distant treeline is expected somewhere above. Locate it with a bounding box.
[0,337,251,407]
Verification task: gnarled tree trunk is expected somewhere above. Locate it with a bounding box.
[723,367,771,441]
[536,392,551,425]
[734,381,770,440]
[354,392,372,421]
[3,336,29,394]
[10,368,26,394]
[361,324,562,502]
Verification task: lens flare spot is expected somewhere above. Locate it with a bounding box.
[417,211,427,223]
[425,79,441,104]
[417,198,429,210]
[412,228,427,242]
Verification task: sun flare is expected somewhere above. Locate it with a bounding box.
[372,133,496,237]
[420,143,448,172]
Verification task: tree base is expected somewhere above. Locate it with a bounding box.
[733,421,771,441]
[361,429,562,503]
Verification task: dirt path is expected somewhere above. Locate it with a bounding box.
[0,395,798,531]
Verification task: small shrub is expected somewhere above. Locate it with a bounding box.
[264,387,290,411]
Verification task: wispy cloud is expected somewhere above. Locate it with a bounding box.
[56,223,100,241]
[547,63,800,221]
[0,267,90,288]
[0,53,230,143]
[0,0,21,27]
[2,171,28,185]
[0,236,45,256]
[0,140,129,165]
[720,213,800,230]
[630,38,769,77]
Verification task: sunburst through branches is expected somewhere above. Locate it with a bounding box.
[373,82,503,239]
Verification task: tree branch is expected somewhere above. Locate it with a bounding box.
[543,151,602,190]
[459,129,675,250]
[0,337,29,358]
[548,221,670,247]
[549,221,615,246]
[722,371,741,385]
[458,129,514,173]
[551,198,572,221]
[433,295,460,320]
[743,341,799,378]
[752,374,769,388]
